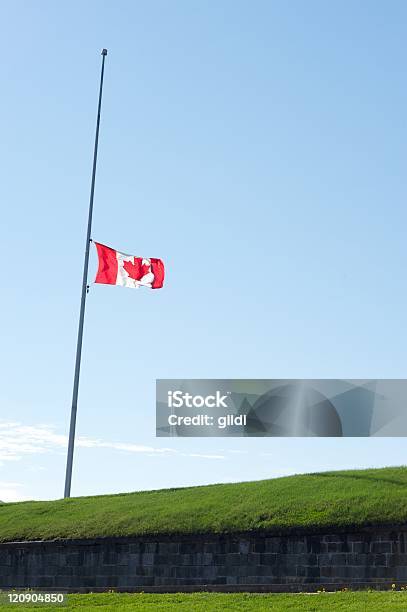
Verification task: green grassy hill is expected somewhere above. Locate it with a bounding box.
[0,467,406,543]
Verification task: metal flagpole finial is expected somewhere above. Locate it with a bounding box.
[102,49,108,56]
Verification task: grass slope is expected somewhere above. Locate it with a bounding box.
[0,467,406,542]
[1,592,407,611]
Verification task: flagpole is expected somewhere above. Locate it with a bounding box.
[64,49,108,498]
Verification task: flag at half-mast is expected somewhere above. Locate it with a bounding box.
[94,242,165,289]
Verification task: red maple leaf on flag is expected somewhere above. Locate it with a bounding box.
[123,258,150,281]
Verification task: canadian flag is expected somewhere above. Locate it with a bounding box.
[94,242,165,289]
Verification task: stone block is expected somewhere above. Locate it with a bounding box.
[320,565,334,578]
[255,564,278,578]
[352,541,369,554]
[396,566,407,581]
[35,575,55,588]
[239,540,250,554]
[371,541,392,554]
[264,538,283,553]
[102,550,118,565]
[65,552,84,567]
[234,564,258,577]
[327,542,349,553]
[349,565,369,580]
[141,553,154,566]
[213,564,228,577]
[330,553,348,565]
[286,539,306,554]
[0,575,12,587]
[129,543,142,554]
[371,565,396,579]
[345,553,367,566]
[307,537,323,554]
[144,542,157,554]
[260,553,278,566]
[388,553,407,567]
[227,553,246,566]
[299,553,317,566]
[158,542,179,554]
[213,553,227,566]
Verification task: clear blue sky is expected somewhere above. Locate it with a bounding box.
[1,1,406,501]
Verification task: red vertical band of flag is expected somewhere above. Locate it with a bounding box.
[94,242,118,285]
[151,258,165,289]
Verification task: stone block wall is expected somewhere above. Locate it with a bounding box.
[0,527,406,592]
